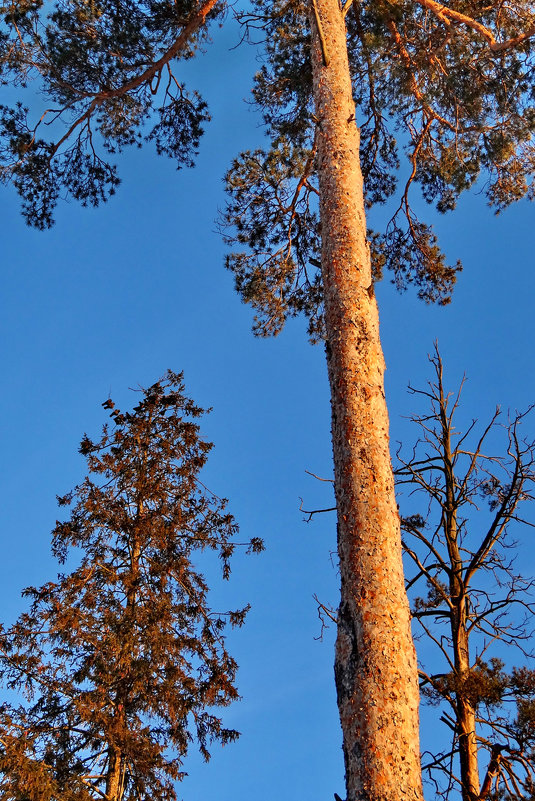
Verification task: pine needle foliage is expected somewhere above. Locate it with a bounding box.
[0,0,217,228]
[0,0,533,311]
[0,371,263,801]
[222,0,535,338]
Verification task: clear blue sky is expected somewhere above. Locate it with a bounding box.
[0,15,533,801]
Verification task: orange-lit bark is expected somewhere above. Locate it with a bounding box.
[441,406,480,801]
[308,2,423,798]
[105,748,125,801]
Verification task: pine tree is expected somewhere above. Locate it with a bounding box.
[223,4,534,795]
[1,0,534,798]
[0,371,262,801]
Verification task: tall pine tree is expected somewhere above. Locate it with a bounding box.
[0,371,262,801]
[1,0,534,797]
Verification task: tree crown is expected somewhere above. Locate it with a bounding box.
[0,0,533,328]
[0,371,262,801]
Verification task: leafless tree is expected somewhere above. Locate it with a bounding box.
[398,349,535,801]
[306,350,535,800]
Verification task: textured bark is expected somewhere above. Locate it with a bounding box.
[307,2,423,799]
[105,748,124,801]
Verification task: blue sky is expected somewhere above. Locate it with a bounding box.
[1,14,534,801]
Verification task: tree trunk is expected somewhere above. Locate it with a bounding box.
[441,399,480,801]
[105,747,124,801]
[454,605,480,801]
[105,516,141,801]
[457,685,480,800]
[307,2,423,799]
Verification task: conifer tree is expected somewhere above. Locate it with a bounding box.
[0,371,262,801]
[1,0,535,798]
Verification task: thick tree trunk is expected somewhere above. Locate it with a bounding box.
[307,2,423,799]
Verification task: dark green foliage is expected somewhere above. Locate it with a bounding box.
[222,0,535,336]
[148,90,208,166]
[0,0,216,227]
[0,371,262,801]
[222,138,324,340]
[0,0,534,297]
[419,659,535,799]
[421,658,510,710]
[371,217,461,304]
[0,101,122,228]
[0,0,533,312]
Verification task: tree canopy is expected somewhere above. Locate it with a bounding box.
[1,0,534,798]
[223,0,535,337]
[1,0,533,309]
[0,0,219,227]
[0,371,262,801]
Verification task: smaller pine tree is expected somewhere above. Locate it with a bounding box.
[0,371,263,801]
